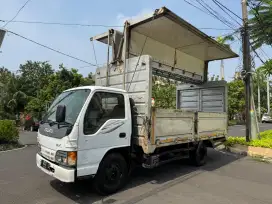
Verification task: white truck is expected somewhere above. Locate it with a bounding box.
[36,7,238,195]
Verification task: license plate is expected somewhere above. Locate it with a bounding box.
[41,160,51,171]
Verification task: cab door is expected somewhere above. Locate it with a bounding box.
[76,90,131,177]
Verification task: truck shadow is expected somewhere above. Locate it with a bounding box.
[50,149,244,204]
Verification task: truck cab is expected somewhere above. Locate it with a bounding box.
[37,86,132,186]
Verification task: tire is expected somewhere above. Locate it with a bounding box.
[189,141,207,167]
[93,153,128,195]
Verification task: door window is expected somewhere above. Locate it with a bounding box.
[84,92,125,135]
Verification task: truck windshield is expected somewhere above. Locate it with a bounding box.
[43,89,91,125]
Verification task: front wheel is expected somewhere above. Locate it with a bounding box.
[93,153,128,195]
[189,141,207,166]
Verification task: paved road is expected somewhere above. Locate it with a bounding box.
[228,123,272,137]
[1,146,272,204]
[19,131,37,145]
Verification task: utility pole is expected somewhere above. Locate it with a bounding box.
[267,75,270,114]
[241,0,252,142]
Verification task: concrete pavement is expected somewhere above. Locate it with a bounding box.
[1,146,272,204]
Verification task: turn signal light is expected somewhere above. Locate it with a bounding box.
[67,151,77,166]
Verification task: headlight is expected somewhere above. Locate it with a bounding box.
[55,151,77,166]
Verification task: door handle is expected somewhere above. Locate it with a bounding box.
[119,133,126,138]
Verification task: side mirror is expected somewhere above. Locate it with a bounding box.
[56,105,66,123]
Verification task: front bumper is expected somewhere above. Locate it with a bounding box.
[36,153,75,182]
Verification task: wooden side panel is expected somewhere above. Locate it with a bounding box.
[197,112,227,137]
[153,109,195,147]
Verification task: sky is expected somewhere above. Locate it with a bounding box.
[0,0,271,81]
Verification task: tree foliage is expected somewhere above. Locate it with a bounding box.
[228,79,245,120]
[257,59,272,76]
[249,0,272,49]
[0,62,95,120]
[152,76,176,109]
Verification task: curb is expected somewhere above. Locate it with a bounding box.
[225,144,272,164]
[0,145,28,153]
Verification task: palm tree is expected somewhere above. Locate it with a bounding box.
[216,35,235,80]
[254,68,266,119]
[258,60,272,114]
[249,0,272,49]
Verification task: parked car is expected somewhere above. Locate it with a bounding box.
[262,113,272,123]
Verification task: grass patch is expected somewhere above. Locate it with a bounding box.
[225,130,272,149]
[0,142,24,152]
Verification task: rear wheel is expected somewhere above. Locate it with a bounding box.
[93,153,128,195]
[189,141,207,166]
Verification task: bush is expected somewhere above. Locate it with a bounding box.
[225,130,272,149]
[0,120,19,144]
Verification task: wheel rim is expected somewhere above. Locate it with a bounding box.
[104,163,123,188]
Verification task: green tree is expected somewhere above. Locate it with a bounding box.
[25,65,94,118]
[18,61,54,97]
[228,79,245,120]
[249,0,272,49]
[152,76,176,109]
[0,67,23,119]
[258,59,272,76]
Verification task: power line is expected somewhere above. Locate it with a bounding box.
[186,0,267,72]
[193,0,237,30]
[0,19,235,31]
[2,0,32,28]
[7,30,96,66]
[0,19,123,28]
[199,0,238,29]
[186,0,266,66]
[211,0,242,26]
[183,0,218,19]
[199,27,234,30]
[212,0,243,20]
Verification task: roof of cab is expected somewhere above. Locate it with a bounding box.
[65,86,127,93]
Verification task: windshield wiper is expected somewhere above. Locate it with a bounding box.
[49,121,73,129]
